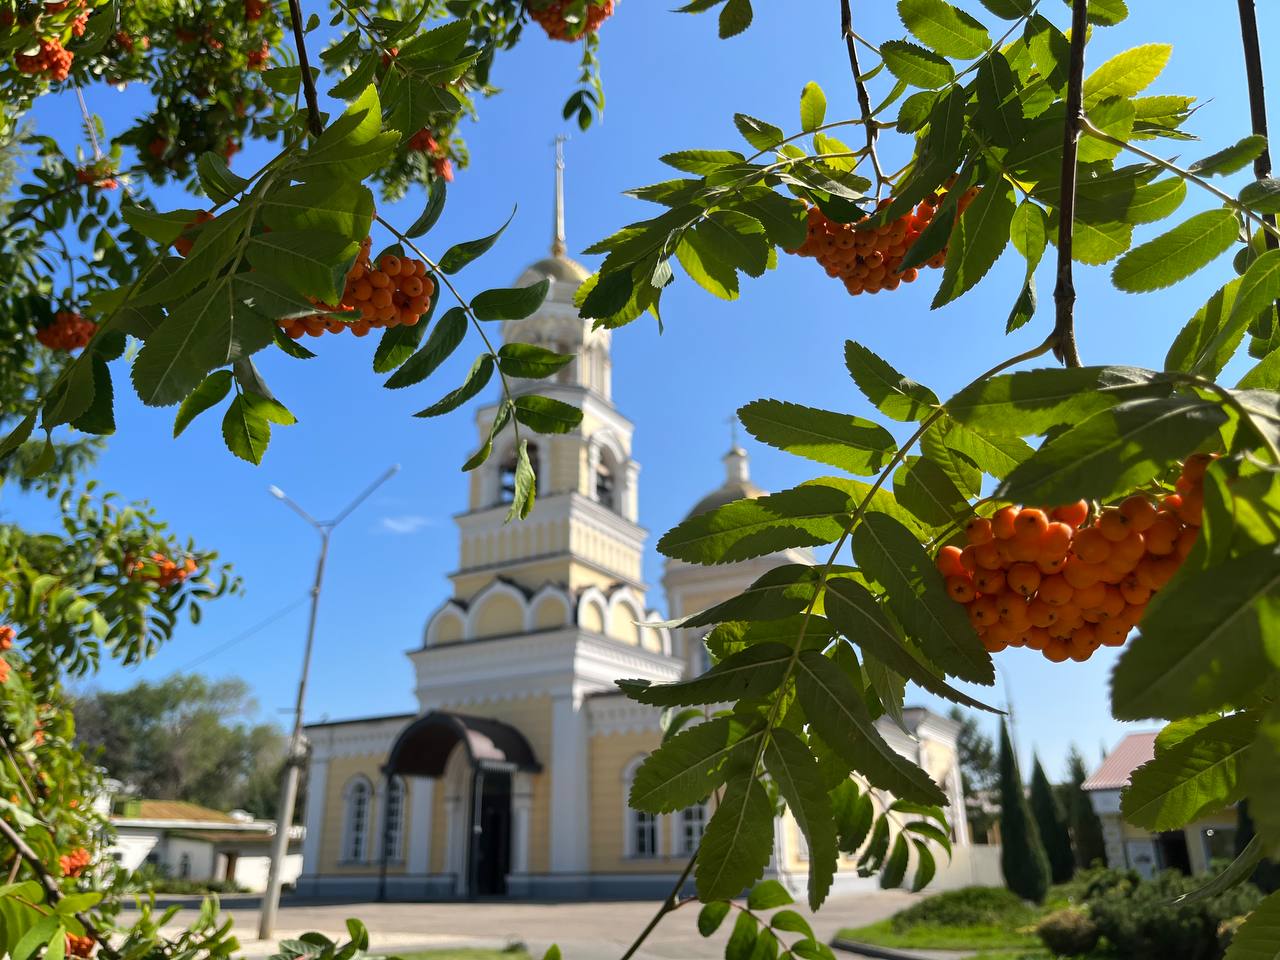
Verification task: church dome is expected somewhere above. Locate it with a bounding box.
[685,446,765,520]
[516,254,590,288]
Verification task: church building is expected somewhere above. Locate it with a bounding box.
[295,151,977,902]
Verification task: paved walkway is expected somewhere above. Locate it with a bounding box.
[137,891,921,960]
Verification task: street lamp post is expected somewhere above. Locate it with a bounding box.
[257,464,400,941]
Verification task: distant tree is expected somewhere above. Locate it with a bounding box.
[1236,801,1280,894]
[72,673,286,818]
[949,706,999,794]
[999,723,1050,903]
[1029,756,1075,884]
[1065,746,1107,869]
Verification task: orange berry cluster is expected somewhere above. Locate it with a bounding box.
[279,239,435,339]
[789,187,979,296]
[528,0,614,40]
[76,165,119,190]
[245,0,265,20]
[936,456,1211,664]
[66,934,94,958]
[172,210,215,257]
[36,311,96,351]
[127,553,198,588]
[59,848,90,877]
[247,40,269,69]
[15,37,74,81]
[407,129,454,181]
[0,626,13,651]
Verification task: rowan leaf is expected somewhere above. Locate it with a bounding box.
[1241,702,1280,848]
[412,354,494,418]
[975,52,1025,148]
[618,642,793,707]
[472,279,550,320]
[1223,888,1280,960]
[438,207,514,274]
[1166,279,1246,379]
[799,81,826,132]
[844,341,940,422]
[1240,177,1280,214]
[513,395,583,434]
[898,0,990,59]
[1190,135,1269,178]
[221,392,272,464]
[173,370,233,437]
[695,773,775,901]
[1111,209,1239,293]
[738,399,897,476]
[766,730,838,910]
[933,181,1016,308]
[629,718,762,813]
[880,40,954,89]
[1082,43,1172,108]
[383,307,466,389]
[497,343,574,379]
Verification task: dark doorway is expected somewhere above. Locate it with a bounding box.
[1158,830,1192,874]
[471,769,512,896]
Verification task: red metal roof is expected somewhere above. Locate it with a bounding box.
[1082,732,1158,791]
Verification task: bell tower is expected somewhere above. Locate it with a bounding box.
[450,139,644,604]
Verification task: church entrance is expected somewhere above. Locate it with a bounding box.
[470,769,512,897]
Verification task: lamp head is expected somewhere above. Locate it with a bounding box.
[268,485,286,500]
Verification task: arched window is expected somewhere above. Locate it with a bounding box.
[678,804,707,856]
[383,777,406,862]
[595,458,616,511]
[343,776,372,862]
[500,444,539,504]
[623,757,658,858]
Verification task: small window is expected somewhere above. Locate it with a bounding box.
[679,805,707,856]
[633,811,658,858]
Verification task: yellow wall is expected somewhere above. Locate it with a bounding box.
[607,601,641,646]
[588,729,683,874]
[319,755,409,876]
[434,613,464,645]
[533,596,568,629]
[473,593,523,639]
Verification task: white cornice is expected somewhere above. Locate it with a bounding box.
[585,695,664,737]
[304,716,411,761]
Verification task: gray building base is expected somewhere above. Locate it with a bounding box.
[292,872,696,902]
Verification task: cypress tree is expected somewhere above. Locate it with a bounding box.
[999,723,1050,903]
[1029,756,1075,884]
[1065,746,1107,868]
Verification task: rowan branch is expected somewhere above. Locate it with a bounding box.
[840,0,885,190]
[1052,0,1088,369]
[286,0,323,137]
[1235,0,1280,330]
[617,852,697,960]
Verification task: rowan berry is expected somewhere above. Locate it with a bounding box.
[1006,562,1041,597]
[936,545,966,578]
[991,506,1018,539]
[946,576,976,603]
[973,568,1006,595]
[1051,500,1090,528]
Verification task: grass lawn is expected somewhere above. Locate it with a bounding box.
[395,950,530,960]
[835,917,1039,951]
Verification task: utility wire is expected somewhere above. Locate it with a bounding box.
[176,593,310,671]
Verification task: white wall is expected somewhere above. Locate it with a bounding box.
[230,853,303,892]
[111,830,160,872]
[930,843,1004,890]
[165,837,217,881]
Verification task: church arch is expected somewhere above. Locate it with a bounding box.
[467,581,527,640]
[577,587,607,635]
[424,601,467,647]
[528,585,570,631]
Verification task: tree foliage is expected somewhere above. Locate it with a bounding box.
[998,724,1050,904]
[1029,756,1074,885]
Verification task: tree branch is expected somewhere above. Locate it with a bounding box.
[618,852,697,960]
[1236,0,1280,331]
[286,0,323,137]
[1052,0,1088,368]
[840,0,885,189]
[0,815,118,960]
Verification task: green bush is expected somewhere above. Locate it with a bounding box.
[1085,870,1263,960]
[1036,908,1099,957]
[889,886,1038,933]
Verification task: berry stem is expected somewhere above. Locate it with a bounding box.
[1051,0,1087,370]
[617,851,698,960]
[285,0,323,138]
[840,0,886,191]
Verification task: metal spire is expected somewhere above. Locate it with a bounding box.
[552,134,567,258]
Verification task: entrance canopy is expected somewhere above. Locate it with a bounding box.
[384,710,541,778]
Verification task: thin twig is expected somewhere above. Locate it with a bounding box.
[1080,118,1280,243]
[286,0,323,137]
[618,852,697,960]
[1235,0,1280,331]
[0,815,118,960]
[1051,0,1088,369]
[840,0,885,190]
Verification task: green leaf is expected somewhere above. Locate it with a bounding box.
[1240,177,1280,214]
[1242,702,1280,848]
[695,772,775,900]
[618,643,793,707]
[799,81,827,132]
[1223,888,1280,960]
[246,231,358,305]
[725,912,758,960]
[944,365,1169,436]
[497,343,574,380]
[880,833,910,889]
[261,180,375,239]
[765,730,838,910]
[911,839,938,892]
[132,208,249,308]
[439,208,515,274]
[1167,279,1247,379]
[657,482,853,564]
[234,274,324,322]
[747,879,794,910]
[1238,350,1280,391]
[894,455,968,527]
[772,910,815,939]
[513,395,583,434]
[1111,545,1280,720]
[849,514,992,684]
[1214,250,1280,370]
[372,282,440,374]
[407,179,447,238]
[384,306,466,390]
[940,420,1032,480]
[121,205,205,246]
[1010,201,1049,278]
[919,423,982,497]
[503,439,537,520]
[1190,135,1269,177]
[998,396,1228,504]
[68,357,115,436]
[738,399,896,476]
[933,182,1016,308]
[735,114,784,152]
[844,341,940,422]
[1121,712,1258,829]
[413,354,494,418]
[975,52,1025,148]
[197,152,249,204]
[671,565,824,630]
[295,85,398,181]
[677,231,738,300]
[174,370,233,437]
[1069,216,1134,265]
[880,40,955,89]
[979,0,1032,16]
[1082,44,1172,108]
[697,902,731,937]
[1112,209,1239,293]
[898,0,990,59]
[661,149,746,175]
[795,650,948,805]
[132,281,275,407]
[831,780,875,853]
[719,0,753,38]
[472,279,550,320]
[629,718,762,812]
[221,392,272,464]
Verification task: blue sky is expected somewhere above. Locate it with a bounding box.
[8,2,1277,780]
